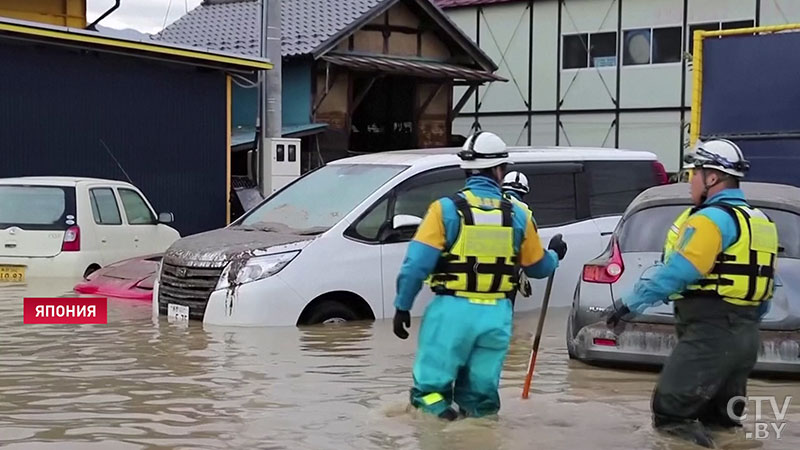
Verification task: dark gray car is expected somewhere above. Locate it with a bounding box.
[567,182,800,375]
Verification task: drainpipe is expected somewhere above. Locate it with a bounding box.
[86,0,122,31]
[259,0,282,196]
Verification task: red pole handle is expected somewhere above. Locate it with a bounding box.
[521,272,555,399]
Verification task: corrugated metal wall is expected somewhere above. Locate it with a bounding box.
[0,40,227,236]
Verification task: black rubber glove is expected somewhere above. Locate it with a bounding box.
[393,309,411,339]
[548,233,567,260]
[605,304,631,328]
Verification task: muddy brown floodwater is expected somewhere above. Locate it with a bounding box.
[0,280,798,450]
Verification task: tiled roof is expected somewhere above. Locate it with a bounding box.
[434,0,522,8]
[155,0,390,57]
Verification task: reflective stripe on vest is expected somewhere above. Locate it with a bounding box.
[663,207,693,301]
[427,190,517,300]
[667,203,778,306]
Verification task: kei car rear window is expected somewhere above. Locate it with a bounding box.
[0,185,76,230]
[618,205,688,253]
[619,204,800,258]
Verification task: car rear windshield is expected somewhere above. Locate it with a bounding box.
[0,185,76,230]
[619,204,800,258]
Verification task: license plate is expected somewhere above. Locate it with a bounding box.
[168,303,189,321]
[0,265,25,283]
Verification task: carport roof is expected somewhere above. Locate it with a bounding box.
[0,17,272,73]
[321,54,506,82]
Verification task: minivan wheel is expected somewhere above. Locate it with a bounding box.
[307,300,359,325]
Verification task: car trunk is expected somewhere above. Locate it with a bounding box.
[613,252,794,326]
[610,203,800,329]
[0,185,75,257]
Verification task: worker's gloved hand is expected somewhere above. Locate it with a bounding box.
[548,234,567,260]
[393,309,411,339]
[518,271,532,297]
[604,304,632,328]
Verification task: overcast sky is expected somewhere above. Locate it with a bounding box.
[87,0,202,33]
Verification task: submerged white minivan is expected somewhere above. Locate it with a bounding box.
[154,147,666,327]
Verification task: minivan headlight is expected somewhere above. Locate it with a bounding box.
[216,251,299,290]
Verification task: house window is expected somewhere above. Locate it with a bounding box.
[563,34,588,69]
[688,20,754,53]
[590,32,617,67]
[623,29,651,65]
[563,32,617,69]
[722,19,755,30]
[652,27,682,63]
[623,26,682,65]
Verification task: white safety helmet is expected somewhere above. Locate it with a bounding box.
[502,171,529,195]
[458,131,512,170]
[683,139,749,178]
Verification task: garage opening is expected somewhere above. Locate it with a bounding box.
[350,76,416,152]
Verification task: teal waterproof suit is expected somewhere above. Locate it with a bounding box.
[394,176,559,417]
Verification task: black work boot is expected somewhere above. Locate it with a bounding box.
[438,408,458,421]
[656,420,716,448]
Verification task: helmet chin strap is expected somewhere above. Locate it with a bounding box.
[699,168,724,203]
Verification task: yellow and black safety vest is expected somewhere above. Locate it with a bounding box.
[505,193,533,227]
[663,207,693,301]
[663,203,779,306]
[427,190,518,300]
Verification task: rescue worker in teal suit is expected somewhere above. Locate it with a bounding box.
[502,171,534,306]
[605,139,778,448]
[392,131,567,420]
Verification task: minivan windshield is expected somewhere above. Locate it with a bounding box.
[619,204,800,258]
[0,185,73,230]
[238,164,407,233]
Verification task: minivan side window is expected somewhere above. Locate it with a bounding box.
[515,163,579,227]
[352,197,390,241]
[586,161,660,216]
[347,168,465,242]
[89,188,122,225]
[118,188,156,225]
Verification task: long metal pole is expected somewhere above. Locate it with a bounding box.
[259,0,281,196]
[678,0,688,166]
[555,0,562,145]
[614,0,622,147]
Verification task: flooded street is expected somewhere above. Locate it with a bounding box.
[1,281,798,450]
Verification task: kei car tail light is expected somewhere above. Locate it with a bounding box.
[582,238,624,284]
[652,161,669,184]
[593,338,617,347]
[62,226,81,252]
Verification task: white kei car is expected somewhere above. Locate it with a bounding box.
[0,177,180,282]
[154,146,667,327]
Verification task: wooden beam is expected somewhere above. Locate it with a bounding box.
[349,76,378,114]
[312,69,340,115]
[452,84,477,117]
[416,83,444,122]
[363,24,421,34]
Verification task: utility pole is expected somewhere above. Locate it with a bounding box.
[259,0,282,196]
